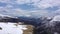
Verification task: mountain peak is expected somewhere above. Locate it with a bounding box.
[51,15,60,21]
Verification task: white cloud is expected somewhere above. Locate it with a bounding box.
[0,0,11,3]
[0,0,60,17]
[0,7,31,17]
[15,0,60,9]
[0,0,60,9]
[15,0,31,4]
[27,10,50,17]
[33,0,60,9]
[6,4,13,8]
[50,8,60,16]
[0,6,50,17]
[13,9,50,17]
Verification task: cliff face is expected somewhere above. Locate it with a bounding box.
[49,21,60,34]
[23,25,34,34]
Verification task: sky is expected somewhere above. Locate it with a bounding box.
[0,0,60,17]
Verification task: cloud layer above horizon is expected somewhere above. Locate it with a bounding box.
[0,0,60,17]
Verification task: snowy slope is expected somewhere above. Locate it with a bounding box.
[0,22,27,34]
[51,15,60,21]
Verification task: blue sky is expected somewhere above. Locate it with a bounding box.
[0,0,60,17]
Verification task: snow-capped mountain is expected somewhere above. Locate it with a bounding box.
[45,15,60,34]
[51,15,60,21]
[0,14,60,34]
[0,14,18,22]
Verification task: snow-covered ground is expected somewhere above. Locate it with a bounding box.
[51,15,60,21]
[0,22,27,34]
